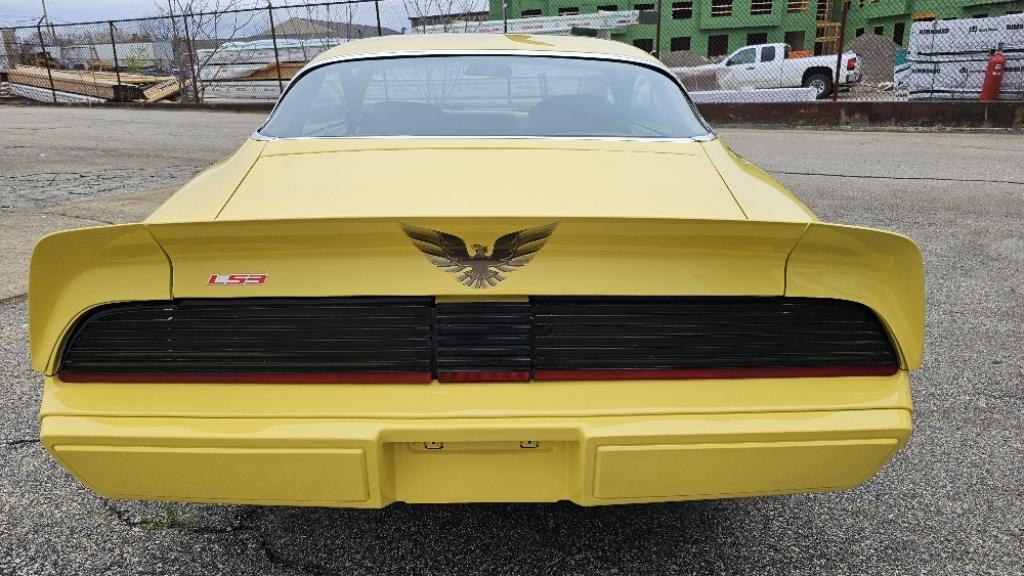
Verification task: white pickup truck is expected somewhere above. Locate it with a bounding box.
[674,43,862,99]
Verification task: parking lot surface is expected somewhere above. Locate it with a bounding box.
[1,106,1022,576]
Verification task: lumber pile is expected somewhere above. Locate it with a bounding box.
[4,58,301,104]
[5,66,177,103]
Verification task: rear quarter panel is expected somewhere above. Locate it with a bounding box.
[787,223,925,369]
[29,225,171,373]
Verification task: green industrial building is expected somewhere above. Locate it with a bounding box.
[488,0,1024,58]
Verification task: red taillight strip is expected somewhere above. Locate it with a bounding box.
[58,366,898,384]
[57,372,433,384]
[534,365,899,381]
[438,371,530,383]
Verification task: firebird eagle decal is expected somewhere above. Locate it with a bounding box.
[400,223,558,289]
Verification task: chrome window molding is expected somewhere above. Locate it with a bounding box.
[252,48,717,142]
[250,133,716,144]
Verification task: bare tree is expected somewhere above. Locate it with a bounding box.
[155,0,260,102]
[137,15,193,95]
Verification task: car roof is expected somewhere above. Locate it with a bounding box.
[308,33,663,67]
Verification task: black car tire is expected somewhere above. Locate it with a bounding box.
[804,73,834,99]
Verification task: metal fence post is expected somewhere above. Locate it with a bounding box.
[35,17,56,103]
[832,0,850,103]
[181,12,200,103]
[108,21,122,89]
[654,0,663,58]
[267,2,284,95]
[375,1,383,36]
[1,28,15,71]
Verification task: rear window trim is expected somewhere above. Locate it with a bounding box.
[252,49,716,142]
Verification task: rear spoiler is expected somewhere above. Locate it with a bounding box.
[29,220,923,374]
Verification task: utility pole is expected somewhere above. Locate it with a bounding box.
[654,0,662,58]
[40,0,54,40]
[832,0,850,102]
[167,0,185,99]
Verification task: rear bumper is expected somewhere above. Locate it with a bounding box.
[41,402,911,507]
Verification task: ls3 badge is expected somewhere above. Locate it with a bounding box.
[401,223,557,289]
[207,273,268,286]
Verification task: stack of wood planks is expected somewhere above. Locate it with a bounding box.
[5,66,180,103]
[142,79,189,103]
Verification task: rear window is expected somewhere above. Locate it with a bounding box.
[259,55,709,139]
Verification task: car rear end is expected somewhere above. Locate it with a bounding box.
[31,213,922,507]
[29,38,921,507]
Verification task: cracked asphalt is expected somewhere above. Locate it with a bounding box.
[1,106,1023,576]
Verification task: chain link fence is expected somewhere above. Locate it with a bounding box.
[1,0,1022,105]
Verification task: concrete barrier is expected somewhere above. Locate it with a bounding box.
[697,101,1024,129]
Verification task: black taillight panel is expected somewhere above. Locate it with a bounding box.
[59,298,434,375]
[58,297,899,381]
[531,297,898,370]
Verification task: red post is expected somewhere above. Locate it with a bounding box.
[980,48,1006,102]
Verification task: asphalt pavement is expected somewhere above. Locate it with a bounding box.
[1,105,1022,576]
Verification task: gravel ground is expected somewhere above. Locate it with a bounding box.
[1,107,1022,575]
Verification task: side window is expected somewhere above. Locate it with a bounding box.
[760,45,776,62]
[727,47,756,66]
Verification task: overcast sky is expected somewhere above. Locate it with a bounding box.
[0,0,169,26]
[0,0,490,28]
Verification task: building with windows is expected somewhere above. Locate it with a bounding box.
[489,0,1023,58]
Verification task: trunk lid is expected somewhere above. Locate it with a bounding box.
[215,139,747,221]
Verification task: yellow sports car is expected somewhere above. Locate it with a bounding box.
[31,34,923,508]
